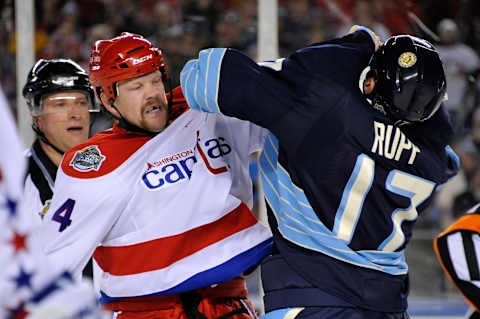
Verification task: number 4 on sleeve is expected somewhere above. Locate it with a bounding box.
[52,199,75,232]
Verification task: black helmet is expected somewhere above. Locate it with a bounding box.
[22,59,96,114]
[369,35,447,123]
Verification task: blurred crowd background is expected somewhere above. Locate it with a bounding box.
[1,0,480,301]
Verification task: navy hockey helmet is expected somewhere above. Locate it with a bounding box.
[369,35,447,123]
[22,58,96,115]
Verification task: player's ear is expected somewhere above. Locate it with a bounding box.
[99,92,119,118]
[363,77,376,95]
[32,115,42,130]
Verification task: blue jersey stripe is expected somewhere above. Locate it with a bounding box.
[99,238,273,304]
[181,60,202,111]
[180,48,227,114]
[259,134,407,275]
[204,48,225,113]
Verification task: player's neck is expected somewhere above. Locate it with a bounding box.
[39,140,63,167]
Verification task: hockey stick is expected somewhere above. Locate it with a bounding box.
[407,11,440,43]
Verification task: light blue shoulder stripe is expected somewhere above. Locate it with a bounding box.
[445,145,460,171]
[181,59,200,111]
[259,133,407,275]
[180,48,226,114]
[204,48,226,113]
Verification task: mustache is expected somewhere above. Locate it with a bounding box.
[143,99,166,108]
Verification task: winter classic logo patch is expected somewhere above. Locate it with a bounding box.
[70,145,106,172]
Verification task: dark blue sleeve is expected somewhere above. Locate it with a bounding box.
[180,29,376,140]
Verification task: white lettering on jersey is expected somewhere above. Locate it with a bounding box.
[371,121,420,164]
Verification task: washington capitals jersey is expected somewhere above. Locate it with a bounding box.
[180,29,459,311]
[37,87,272,303]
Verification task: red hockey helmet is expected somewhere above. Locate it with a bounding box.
[89,33,168,103]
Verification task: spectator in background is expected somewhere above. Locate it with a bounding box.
[458,0,480,54]
[434,138,478,228]
[451,167,480,218]
[379,0,416,35]
[182,0,221,40]
[336,0,391,41]
[212,11,253,52]
[234,0,257,49]
[39,1,83,62]
[80,23,115,65]
[279,0,322,55]
[436,18,480,135]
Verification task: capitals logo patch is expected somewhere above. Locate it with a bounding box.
[70,145,106,172]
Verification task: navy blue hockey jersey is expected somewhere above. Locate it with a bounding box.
[180,29,459,312]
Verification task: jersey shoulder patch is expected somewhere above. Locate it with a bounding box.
[61,126,151,179]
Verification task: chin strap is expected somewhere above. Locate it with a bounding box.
[32,125,65,155]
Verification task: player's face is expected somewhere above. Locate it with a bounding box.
[363,77,376,95]
[35,91,90,152]
[113,70,169,133]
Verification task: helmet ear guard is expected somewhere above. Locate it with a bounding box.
[367,35,447,123]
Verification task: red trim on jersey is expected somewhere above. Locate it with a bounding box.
[61,125,151,178]
[61,86,189,179]
[168,86,189,121]
[196,131,228,174]
[93,202,257,276]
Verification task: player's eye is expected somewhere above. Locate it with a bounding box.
[128,84,141,91]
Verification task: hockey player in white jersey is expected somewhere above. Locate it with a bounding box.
[37,32,272,318]
[0,87,105,319]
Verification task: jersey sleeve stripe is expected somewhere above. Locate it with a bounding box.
[180,48,226,114]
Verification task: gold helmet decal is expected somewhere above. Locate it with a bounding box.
[398,52,417,68]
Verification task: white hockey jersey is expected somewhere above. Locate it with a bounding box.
[23,140,58,226]
[38,89,273,303]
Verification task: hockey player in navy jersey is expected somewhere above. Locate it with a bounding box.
[180,26,459,318]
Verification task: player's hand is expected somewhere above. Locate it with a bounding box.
[349,25,381,52]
